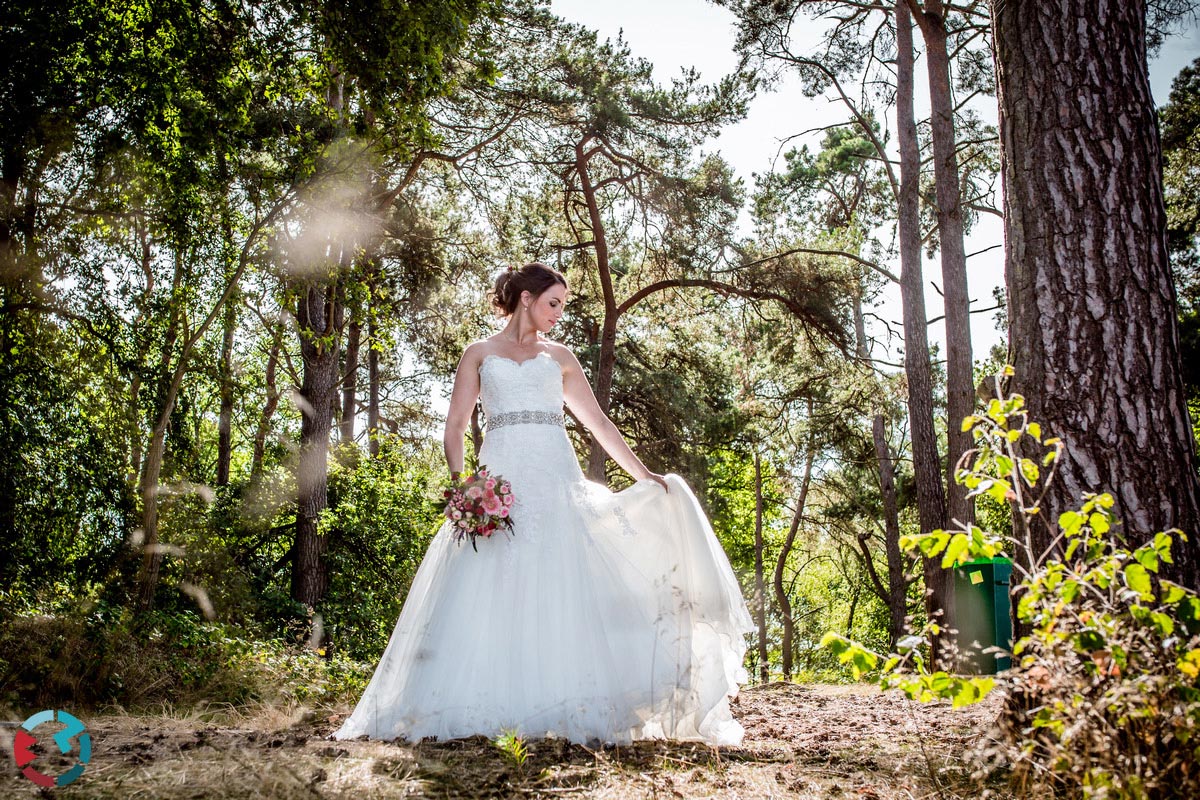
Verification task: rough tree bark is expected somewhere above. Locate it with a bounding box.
[909,0,975,529]
[992,0,1200,587]
[292,276,344,607]
[896,0,954,661]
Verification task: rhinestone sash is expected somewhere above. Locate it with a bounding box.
[487,409,565,430]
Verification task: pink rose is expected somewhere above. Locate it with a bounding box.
[466,485,483,500]
[451,509,462,520]
[498,506,509,518]
[485,479,496,490]
[503,493,514,506]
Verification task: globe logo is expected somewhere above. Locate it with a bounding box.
[12,710,92,788]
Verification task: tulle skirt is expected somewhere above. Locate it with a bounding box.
[332,472,754,746]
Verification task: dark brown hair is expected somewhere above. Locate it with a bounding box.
[491,262,568,316]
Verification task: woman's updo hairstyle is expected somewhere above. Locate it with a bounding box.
[491,262,568,316]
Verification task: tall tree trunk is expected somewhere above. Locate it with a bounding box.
[367,313,381,458]
[992,0,1200,587]
[216,297,236,486]
[136,252,186,609]
[340,316,360,444]
[896,0,954,663]
[576,139,620,483]
[912,0,975,530]
[774,407,816,681]
[753,451,769,683]
[292,277,344,607]
[215,153,237,486]
[874,414,909,648]
[855,293,907,646]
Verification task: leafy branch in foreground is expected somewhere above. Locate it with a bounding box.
[823,367,1200,798]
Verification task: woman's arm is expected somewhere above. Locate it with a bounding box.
[443,343,485,477]
[561,348,668,491]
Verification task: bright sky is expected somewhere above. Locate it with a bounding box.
[549,0,1200,365]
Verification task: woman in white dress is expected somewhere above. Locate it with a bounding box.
[333,262,755,747]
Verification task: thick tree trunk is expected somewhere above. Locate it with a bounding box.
[897,0,954,662]
[992,0,1200,587]
[292,279,343,607]
[912,0,975,530]
[340,317,360,444]
[753,451,769,683]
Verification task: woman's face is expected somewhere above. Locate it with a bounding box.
[520,283,568,332]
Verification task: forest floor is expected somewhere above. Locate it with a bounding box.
[1,682,1008,799]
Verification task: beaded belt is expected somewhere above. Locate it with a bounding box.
[487,410,565,430]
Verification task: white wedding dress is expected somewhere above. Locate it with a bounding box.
[333,352,755,746]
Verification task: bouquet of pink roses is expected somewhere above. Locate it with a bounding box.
[439,468,516,551]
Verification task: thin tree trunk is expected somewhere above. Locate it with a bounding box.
[774,410,816,681]
[854,293,907,646]
[136,252,186,609]
[576,139,620,483]
[251,320,285,478]
[215,153,237,486]
[874,413,909,647]
[911,0,974,530]
[340,317,360,444]
[992,0,1200,588]
[216,297,236,486]
[367,313,381,458]
[753,451,769,683]
[896,0,953,663]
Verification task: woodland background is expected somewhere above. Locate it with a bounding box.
[2,3,1200,793]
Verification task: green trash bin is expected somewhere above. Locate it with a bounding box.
[952,557,1013,674]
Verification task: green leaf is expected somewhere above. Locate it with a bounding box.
[941,533,970,568]
[1134,546,1160,573]
[1059,510,1084,536]
[1123,563,1154,600]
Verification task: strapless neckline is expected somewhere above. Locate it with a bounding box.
[480,352,561,375]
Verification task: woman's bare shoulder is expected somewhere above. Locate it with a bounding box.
[542,341,581,371]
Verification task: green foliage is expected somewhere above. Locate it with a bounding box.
[823,369,1200,798]
[321,440,442,661]
[491,727,529,771]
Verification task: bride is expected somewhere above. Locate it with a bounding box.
[333,262,755,747]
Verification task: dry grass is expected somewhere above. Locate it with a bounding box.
[0,682,1006,799]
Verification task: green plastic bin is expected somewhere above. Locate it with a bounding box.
[952,557,1013,674]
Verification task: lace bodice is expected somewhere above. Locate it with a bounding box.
[478,352,565,418]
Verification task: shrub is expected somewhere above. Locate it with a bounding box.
[823,369,1200,799]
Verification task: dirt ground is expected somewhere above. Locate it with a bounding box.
[0,682,1007,799]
